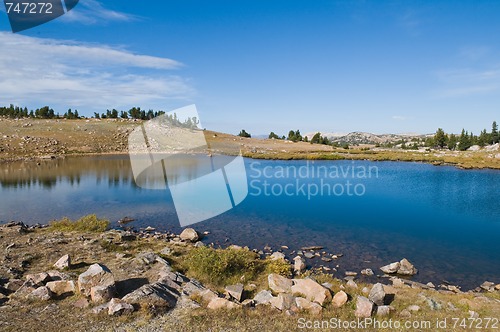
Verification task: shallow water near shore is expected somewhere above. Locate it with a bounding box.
[1,154,499,289]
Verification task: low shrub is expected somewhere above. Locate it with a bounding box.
[184,246,263,286]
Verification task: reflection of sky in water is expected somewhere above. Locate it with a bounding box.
[1,155,499,289]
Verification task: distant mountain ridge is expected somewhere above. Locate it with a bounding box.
[303,131,431,145]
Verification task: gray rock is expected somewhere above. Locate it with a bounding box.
[92,302,109,314]
[179,228,199,242]
[207,297,240,310]
[345,271,358,277]
[295,297,322,315]
[376,305,394,317]
[225,283,244,302]
[136,252,159,265]
[346,280,358,289]
[28,286,53,301]
[380,262,400,274]
[368,283,386,306]
[53,254,71,270]
[176,294,201,309]
[45,280,75,296]
[268,274,293,294]
[159,270,189,284]
[108,298,134,316]
[122,282,178,310]
[361,268,374,276]
[198,289,218,304]
[355,296,374,318]
[480,281,495,292]
[270,293,297,311]
[90,285,115,303]
[293,256,306,275]
[304,252,315,259]
[25,272,51,287]
[46,270,70,281]
[182,279,205,296]
[253,290,273,305]
[77,264,115,298]
[291,278,332,306]
[397,258,417,275]
[332,290,348,308]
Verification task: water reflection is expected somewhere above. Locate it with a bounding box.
[0,156,132,189]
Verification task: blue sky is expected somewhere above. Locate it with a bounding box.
[0,0,499,135]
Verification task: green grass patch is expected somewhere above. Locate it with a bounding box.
[49,214,109,233]
[183,246,264,287]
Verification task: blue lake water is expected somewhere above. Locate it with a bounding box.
[1,155,499,289]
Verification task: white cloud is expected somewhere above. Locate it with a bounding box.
[60,0,139,25]
[0,33,194,112]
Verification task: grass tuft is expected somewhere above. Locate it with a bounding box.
[49,214,109,233]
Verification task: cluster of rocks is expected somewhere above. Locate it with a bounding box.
[1,223,500,322]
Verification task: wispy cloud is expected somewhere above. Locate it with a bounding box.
[0,33,194,112]
[60,0,139,25]
[434,66,500,98]
[397,10,422,36]
[392,115,408,121]
[459,46,490,61]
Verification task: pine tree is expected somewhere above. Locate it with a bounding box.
[434,128,447,148]
[447,134,458,150]
[491,121,499,144]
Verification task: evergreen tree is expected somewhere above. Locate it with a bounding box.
[478,129,488,147]
[491,121,499,144]
[458,129,472,151]
[268,132,280,139]
[447,134,458,150]
[310,132,321,144]
[237,129,251,138]
[434,128,447,148]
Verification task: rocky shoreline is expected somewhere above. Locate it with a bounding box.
[1,221,499,331]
